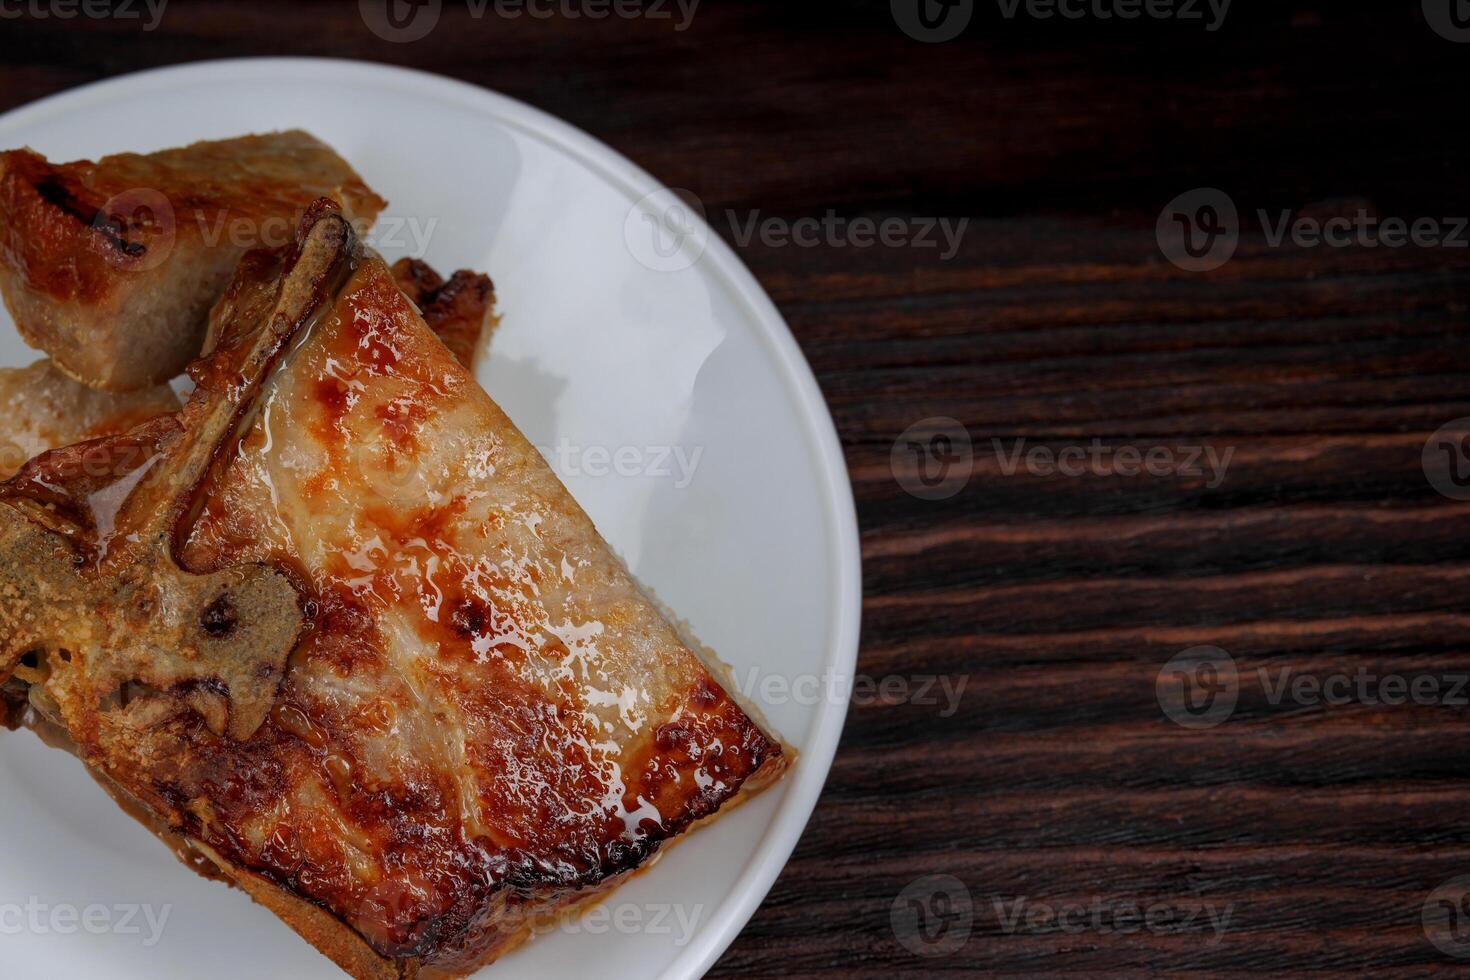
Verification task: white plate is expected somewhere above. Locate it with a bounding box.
[0,58,860,980]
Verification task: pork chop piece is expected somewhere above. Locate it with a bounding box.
[0,131,385,391]
[0,358,179,479]
[391,257,499,368]
[0,203,786,979]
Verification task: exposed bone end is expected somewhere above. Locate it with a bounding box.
[188,565,304,741]
[0,204,360,746]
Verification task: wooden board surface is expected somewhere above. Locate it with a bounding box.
[3,1,1470,975]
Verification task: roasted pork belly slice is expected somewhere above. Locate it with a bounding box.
[0,131,385,391]
[0,202,786,979]
[391,257,498,368]
[0,358,180,478]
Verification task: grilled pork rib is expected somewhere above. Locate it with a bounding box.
[0,203,786,978]
[0,131,385,390]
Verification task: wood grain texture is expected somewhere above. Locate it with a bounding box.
[4,1,1470,975]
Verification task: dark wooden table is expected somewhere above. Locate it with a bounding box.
[6,1,1470,975]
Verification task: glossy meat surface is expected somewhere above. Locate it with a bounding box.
[0,207,784,977]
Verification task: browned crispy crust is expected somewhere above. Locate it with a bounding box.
[0,132,385,390]
[0,203,787,978]
[391,257,498,368]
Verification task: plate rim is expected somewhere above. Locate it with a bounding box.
[0,56,862,980]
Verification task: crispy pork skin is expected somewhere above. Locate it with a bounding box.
[0,131,385,390]
[0,204,785,978]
